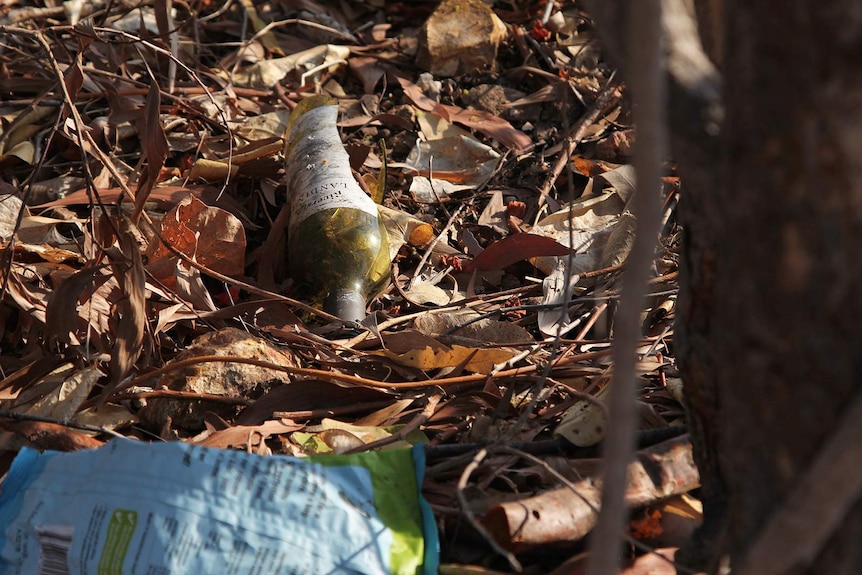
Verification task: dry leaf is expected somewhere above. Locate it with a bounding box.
[464,233,571,272]
[146,194,246,277]
[414,311,534,344]
[539,259,581,337]
[133,81,169,223]
[374,344,520,374]
[197,419,303,449]
[554,384,609,447]
[531,191,627,275]
[399,76,531,151]
[0,420,104,451]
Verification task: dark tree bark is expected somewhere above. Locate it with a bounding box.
[688,1,862,572]
[589,0,862,572]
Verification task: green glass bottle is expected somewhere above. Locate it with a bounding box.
[284,95,391,322]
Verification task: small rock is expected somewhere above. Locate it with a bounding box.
[138,327,298,434]
[416,0,508,77]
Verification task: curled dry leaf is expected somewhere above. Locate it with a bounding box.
[196,419,304,449]
[104,230,147,400]
[0,194,24,241]
[0,420,104,452]
[133,81,169,223]
[378,204,434,260]
[402,134,500,198]
[224,45,352,89]
[186,158,240,182]
[538,259,581,337]
[531,191,627,276]
[0,364,103,452]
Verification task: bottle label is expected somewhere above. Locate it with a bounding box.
[287,106,378,232]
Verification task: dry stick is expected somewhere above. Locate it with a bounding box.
[735,389,862,575]
[573,302,608,341]
[456,448,523,572]
[586,0,666,574]
[536,72,621,208]
[111,389,253,405]
[272,401,399,422]
[410,202,470,287]
[502,444,697,575]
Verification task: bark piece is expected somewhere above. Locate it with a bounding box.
[480,435,698,551]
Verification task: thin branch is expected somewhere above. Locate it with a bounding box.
[586,1,667,574]
[536,73,622,208]
[456,448,523,572]
[124,348,613,393]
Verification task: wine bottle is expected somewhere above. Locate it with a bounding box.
[284,95,390,322]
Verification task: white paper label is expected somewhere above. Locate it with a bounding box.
[286,106,377,231]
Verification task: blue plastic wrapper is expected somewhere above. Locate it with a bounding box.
[0,439,438,575]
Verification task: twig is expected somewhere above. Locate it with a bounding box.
[536,72,622,208]
[111,389,253,405]
[124,348,613,393]
[457,448,523,572]
[411,202,470,287]
[573,302,608,341]
[586,1,666,574]
[271,401,396,422]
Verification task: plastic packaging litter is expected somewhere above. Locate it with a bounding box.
[0,439,438,575]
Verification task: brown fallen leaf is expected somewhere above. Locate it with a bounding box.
[133,81,169,223]
[0,420,104,451]
[398,76,531,151]
[374,344,520,374]
[196,419,303,449]
[463,233,571,272]
[145,194,246,278]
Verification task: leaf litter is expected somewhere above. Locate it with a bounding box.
[0,1,694,572]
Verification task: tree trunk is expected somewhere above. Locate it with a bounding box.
[681,1,862,572]
[590,0,862,572]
